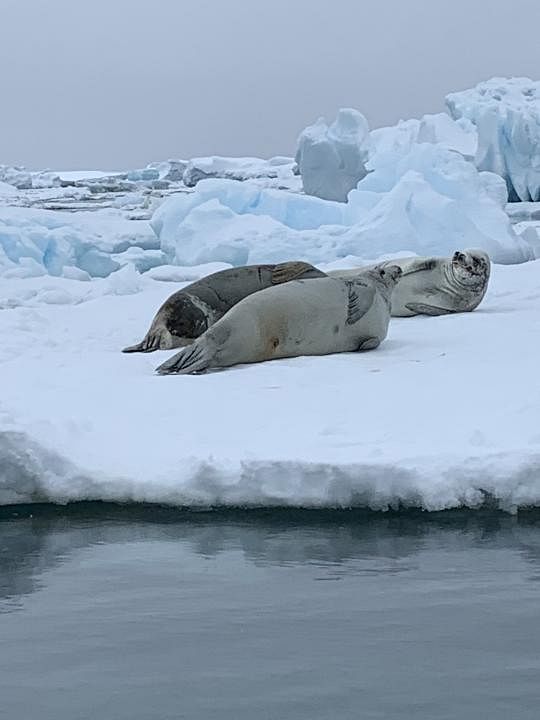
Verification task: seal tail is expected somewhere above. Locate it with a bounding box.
[155,341,211,375]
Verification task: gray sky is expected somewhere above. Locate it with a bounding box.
[1,0,538,170]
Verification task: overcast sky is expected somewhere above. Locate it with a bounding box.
[0,0,538,170]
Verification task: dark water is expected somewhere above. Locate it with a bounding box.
[1,504,540,720]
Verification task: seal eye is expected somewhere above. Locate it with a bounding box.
[379,269,386,277]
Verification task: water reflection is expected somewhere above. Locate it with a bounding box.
[2,503,540,609]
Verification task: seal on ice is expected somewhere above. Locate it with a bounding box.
[329,249,491,316]
[155,265,402,375]
[122,261,325,352]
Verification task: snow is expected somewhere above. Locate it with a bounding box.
[295,109,369,201]
[56,170,123,182]
[152,145,533,266]
[1,259,540,511]
[446,77,540,202]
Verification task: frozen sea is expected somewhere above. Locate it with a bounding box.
[1,503,540,720]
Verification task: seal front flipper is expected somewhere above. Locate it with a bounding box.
[155,342,211,375]
[271,261,326,284]
[397,258,438,277]
[346,282,375,325]
[404,302,454,316]
[357,337,380,350]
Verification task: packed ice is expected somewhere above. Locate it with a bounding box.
[152,144,532,266]
[182,155,296,187]
[368,112,478,167]
[446,77,540,202]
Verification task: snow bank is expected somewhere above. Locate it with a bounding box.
[1,260,540,511]
[152,144,532,266]
[182,156,295,187]
[295,109,369,201]
[446,77,540,202]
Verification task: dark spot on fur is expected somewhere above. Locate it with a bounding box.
[164,295,209,339]
[271,337,280,349]
[333,324,339,334]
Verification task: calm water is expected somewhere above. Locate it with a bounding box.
[1,504,540,720]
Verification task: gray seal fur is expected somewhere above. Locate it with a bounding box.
[155,265,402,375]
[328,249,491,317]
[123,261,326,352]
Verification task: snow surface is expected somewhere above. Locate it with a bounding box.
[1,260,539,511]
[446,77,540,202]
[295,109,369,201]
[56,170,123,182]
[152,145,533,266]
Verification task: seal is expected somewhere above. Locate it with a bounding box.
[328,249,491,317]
[155,265,402,375]
[122,261,326,352]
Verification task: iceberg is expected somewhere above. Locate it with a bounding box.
[0,165,62,190]
[0,207,156,278]
[0,181,19,198]
[369,113,478,168]
[182,156,295,187]
[0,165,32,190]
[147,159,188,182]
[152,144,533,266]
[446,77,540,202]
[295,108,370,201]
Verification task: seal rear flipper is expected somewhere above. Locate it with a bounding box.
[404,302,455,316]
[271,261,326,284]
[122,335,160,353]
[155,342,211,375]
[346,283,375,325]
[122,328,195,353]
[122,340,148,353]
